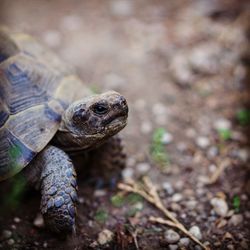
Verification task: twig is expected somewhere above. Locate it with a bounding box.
[118,177,209,250]
[207,159,231,184]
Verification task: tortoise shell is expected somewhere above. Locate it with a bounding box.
[0,29,91,181]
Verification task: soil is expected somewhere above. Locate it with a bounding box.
[0,0,249,249]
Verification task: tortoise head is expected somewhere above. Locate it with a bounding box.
[57,91,128,150]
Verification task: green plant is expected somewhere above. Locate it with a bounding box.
[111,194,125,207]
[150,128,170,168]
[236,109,250,126]
[233,195,240,213]
[94,209,108,223]
[218,128,232,141]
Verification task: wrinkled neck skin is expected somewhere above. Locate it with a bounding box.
[53,117,110,153]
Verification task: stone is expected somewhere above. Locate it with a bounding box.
[94,189,107,197]
[172,193,183,202]
[161,132,173,144]
[169,244,178,250]
[7,239,15,246]
[122,168,134,181]
[136,162,150,174]
[196,136,210,149]
[33,214,44,228]
[228,214,243,226]
[189,226,202,240]
[141,121,152,134]
[186,200,198,210]
[214,118,231,130]
[179,237,190,247]
[2,230,12,239]
[13,217,21,223]
[164,229,180,244]
[210,198,228,217]
[97,229,114,245]
[162,182,174,195]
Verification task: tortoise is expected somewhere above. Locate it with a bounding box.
[0,28,128,234]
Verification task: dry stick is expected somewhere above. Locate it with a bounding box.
[118,177,208,250]
[208,159,231,184]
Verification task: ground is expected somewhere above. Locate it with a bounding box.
[0,0,250,249]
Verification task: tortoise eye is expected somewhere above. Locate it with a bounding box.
[93,104,108,115]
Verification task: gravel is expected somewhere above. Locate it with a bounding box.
[97,229,114,245]
[164,229,180,244]
[196,136,210,149]
[189,226,202,240]
[210,198,229,217]
[228,214,243,226]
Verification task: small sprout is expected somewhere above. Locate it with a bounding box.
[94,209,108,224]
[218,128,232,141]
[150,128,170,168]
[111,194,125,207]
[126,193,143,205]
[233,195,240,213]
[236,109,250,126]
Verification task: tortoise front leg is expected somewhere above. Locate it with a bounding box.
[24,145,78,234]
[87,135,126,188]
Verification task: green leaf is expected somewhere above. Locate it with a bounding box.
[94,209,108,223]
[218,128,232,141]
[236,109,250,126]
[233,195,240,213]
[150,128,170,168]
[111,194,125,207]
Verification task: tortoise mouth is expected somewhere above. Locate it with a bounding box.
[104,114,127,133]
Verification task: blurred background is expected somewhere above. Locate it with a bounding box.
[0,0,249,249]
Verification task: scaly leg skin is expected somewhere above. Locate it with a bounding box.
[87,135,126,189]
[23,145,78,234]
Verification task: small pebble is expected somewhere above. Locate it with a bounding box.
[13,217,21,223]
[194,245,202,250]
[162,182,174,195]
[33,214,44,228]
[189,226,202,240]
[207,147,218,159]
[2,230,12,239]
[43,242,48,248]
[78,197,84,204]
[179,237,190,247]
[227,244,235,250]
[169,244,178,250]
[172,193,183,202]
[214,118,231,130]
[7,239,15,246]
[210,198,228,217]
[228,214,243,226]
[196,136,210,149]
[136,162,150,174]
[141,121,152,134]
[97,229,114,245]
[122,168,134,180]
[94,189,107,197]
[161,132,173,144]
[164,229,180,244]
[186,200,198,210]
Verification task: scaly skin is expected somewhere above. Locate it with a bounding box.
[25,145,78,234]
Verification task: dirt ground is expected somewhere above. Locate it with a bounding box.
[0,0,250,249]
